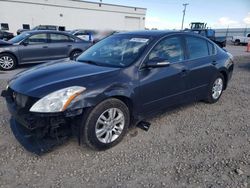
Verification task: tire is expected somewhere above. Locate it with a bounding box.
[0,53,17,71]
[234,40,240,46]
[205,73,225,104]
[70,50,82,60]
[81,98,130,150]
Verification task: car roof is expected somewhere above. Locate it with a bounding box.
[117,30,180,37]
[116,30,210,40]
[25,30,68,34]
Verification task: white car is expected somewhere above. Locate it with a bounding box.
[232,33,250,45]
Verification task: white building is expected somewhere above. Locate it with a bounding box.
[0,0,146,33]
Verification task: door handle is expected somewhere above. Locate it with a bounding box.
[42,46,48,48]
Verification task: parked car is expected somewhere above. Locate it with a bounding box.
[0,30,92,70]
[69,29,97,42]
[0,30,14,40]
[1,31,234,154]
[17,25,65,35]
[232,33,250,45]
[16,29,30,35]
[69,29,117,43]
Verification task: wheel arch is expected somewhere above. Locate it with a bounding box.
[219,69,228,90]
[69,48,83,56]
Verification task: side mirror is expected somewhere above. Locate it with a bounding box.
[146,58,170,68]
[21,41,29,46]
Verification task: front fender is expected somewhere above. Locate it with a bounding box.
[67,84,134,110]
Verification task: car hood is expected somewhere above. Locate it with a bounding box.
[0,40,13,46]
[9,60,120,98]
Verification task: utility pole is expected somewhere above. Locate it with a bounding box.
[181,3,189,30]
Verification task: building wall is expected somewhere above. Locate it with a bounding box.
[0,0,146,33]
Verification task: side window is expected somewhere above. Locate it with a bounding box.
[26,33,47,44]
[207,42,215,55]
[148,37,184,63]
[186,36,209,59]
[50,34,73,43]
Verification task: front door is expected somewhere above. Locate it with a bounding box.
[138,36,189,115]
[19,33,50,63]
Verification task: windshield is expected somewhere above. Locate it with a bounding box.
[9,32,30,43]
[77,35,150,68]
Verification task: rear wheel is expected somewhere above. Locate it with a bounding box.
[81,98,130,150]
[234,39,240,46]
[70,50,82,60]
[205,73,225,103]
[0,53,17,71]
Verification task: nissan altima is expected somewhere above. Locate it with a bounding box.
[1,31,234,154]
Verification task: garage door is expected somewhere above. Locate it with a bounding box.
[125,16,140,31]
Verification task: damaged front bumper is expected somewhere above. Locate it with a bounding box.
[1,88,83,155]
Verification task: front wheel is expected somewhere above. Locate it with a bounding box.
[205,73,225,103]
[0,53,17,71]
[81,98,130,150]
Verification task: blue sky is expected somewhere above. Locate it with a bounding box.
[88,0,250,29]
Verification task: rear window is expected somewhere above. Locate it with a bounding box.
[186,36,209,59]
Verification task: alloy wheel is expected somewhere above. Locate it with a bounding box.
[212,78,223,100]
[95,108,125,144]
[0,56,14,70]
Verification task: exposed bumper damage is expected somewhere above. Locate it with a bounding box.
[1,89,82,155]
[10,118,70,155]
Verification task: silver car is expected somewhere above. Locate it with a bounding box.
[0,30,92,70]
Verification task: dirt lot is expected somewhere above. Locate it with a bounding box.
[0,56,250,188]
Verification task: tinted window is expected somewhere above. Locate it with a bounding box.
[208,42,215,55]
[186,37,209,59]
[27,33,47,44]
[148,37,184,63]
[50,34,73,43]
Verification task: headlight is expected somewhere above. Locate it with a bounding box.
[30,86,86,113]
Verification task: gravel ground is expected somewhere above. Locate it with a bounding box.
[0,56,250,188]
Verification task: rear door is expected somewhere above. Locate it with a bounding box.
[19,33,50,62]
[47,33,74,59]
[183,36,217,99]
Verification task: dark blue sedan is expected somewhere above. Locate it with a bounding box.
[2,31,234,154]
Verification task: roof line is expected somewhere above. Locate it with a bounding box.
[1,0,146,16]
[70,0,147,10]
